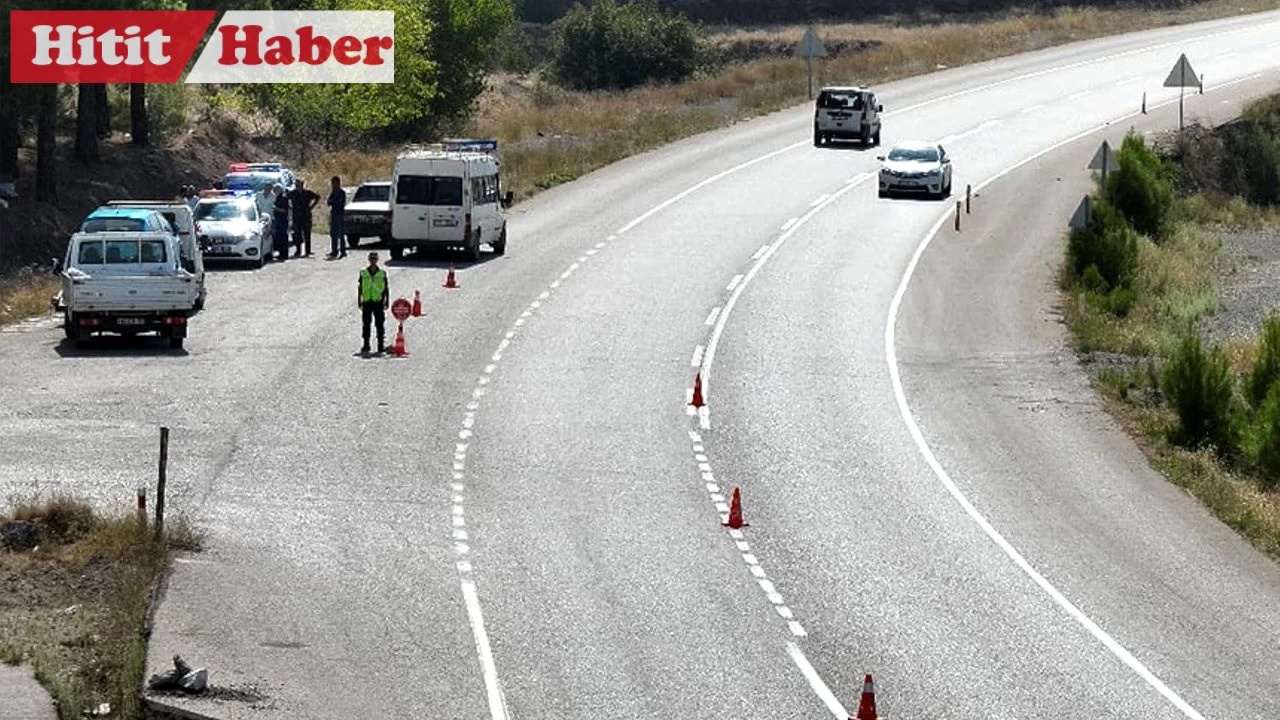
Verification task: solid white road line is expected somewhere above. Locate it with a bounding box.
[1068,90,1094,100]
[883,87,1239,720]
[786,642,851,720]
[691,344,705,367]
[782,217,799,231]
[461,578,510,720]
[1021,104,1047,114]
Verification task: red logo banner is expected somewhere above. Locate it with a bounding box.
[9,10,218,84]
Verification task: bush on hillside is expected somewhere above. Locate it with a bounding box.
[550,0,700,91]
[1104,133,1175,241]
[1162,333,1237,454]
[1067,197,1139,294]
[1247,311,1280,408]
[1247,381,1280,490]
[1240,128,1280,206]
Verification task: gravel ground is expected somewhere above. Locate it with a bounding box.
[1199,228,1280,344]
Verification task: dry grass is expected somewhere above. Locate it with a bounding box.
[0,275,58,328]
[1,495,204,720]
[1093,370,1280,558]
[1176,192,1280,231]
[305,0,1280,203]
[1068,219,1223,357]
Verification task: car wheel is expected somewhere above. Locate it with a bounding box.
[389,242,404,261]
[347,234,359,248]
[492,227,507,256]
[465,235,481,263]
[813,130,821,147]
[874,128,882,146]
[169,335,184,350]
[63,312,74,339]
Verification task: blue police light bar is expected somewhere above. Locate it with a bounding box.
[246,162,283,172]
[442,139,498,155]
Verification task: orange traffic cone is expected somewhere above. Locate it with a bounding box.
[852,674,877,720]
[690,372,705,408]
[443,265,458,289]
[390,322,409,357]
[722,486,748,528]
[411,289,422,317]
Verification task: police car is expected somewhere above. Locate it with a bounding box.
[193,189,271,268]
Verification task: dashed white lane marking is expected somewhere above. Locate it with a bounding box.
[809,194,830,208]
[1068,89,1094,100]
[726,274,744,292]
[704,306,722,326]
[787,642,851,720]
[752,245,770,260]
[781,217,799,231]
[883,94,1222,720]
[1214,50,1238,59]
[1268,41,1280,48]
[686,430,806,638]
[1114,76,1143,86]
[940,120,1001,145]
[691,345,705,367]
[1021,103,1047,114]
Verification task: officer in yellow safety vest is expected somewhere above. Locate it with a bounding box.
[357,251,389,354]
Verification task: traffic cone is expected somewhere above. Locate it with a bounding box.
[852,674,877,720]
[722,486,748,528]
[690,372,704,408]
[411,289,422,317]
[390,322,409,357]
[443,265,458,289]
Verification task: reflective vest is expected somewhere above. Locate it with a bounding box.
[359,267,386,303]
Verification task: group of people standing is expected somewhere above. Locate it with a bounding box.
[266,176,351,262]
[182,176,353,263]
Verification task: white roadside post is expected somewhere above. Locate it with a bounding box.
[1164,53,1200,131]
[795,24,828,101]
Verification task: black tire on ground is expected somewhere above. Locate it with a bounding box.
[861,127,870,146]
[492,228,507,256]
[169,335,184,350]
[465,236,481,263]
[63,312,73,339]
[347,234,360,248]
[389,243,404,260]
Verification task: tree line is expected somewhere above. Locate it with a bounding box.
[517,0,1208,24]
[0,0,513,203]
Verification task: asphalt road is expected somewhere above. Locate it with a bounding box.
[0,9,1277,719]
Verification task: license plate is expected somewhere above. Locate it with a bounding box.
[118,318,145,326]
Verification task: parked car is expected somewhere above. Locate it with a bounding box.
[814,85,883,147]
[102,200,207,310]
[877,140,953,199]
[192,191,271,268]
[344,180,392,248]
[56,230,198,349]
[221,162,296,238]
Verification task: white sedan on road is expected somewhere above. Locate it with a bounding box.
[877,140,953,199]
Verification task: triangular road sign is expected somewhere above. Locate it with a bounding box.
[795,25,828,58]
[1069,195,1093,231]
[1088,140,1118,173]
[1164,53,1199,88]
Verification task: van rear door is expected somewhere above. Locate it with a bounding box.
[392,160,467,244]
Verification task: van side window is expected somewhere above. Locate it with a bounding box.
[472,174,498,205]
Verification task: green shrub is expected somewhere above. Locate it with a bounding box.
[1105,287,1136,317]
[1067,198,1139,291]
[550,0,699,91]
[1247,311,1280,408]
[1246,381,1280,490]
[1240,128,1280,206]
[1162,334,1237,453]
[1104,133,1175,241]
[1081,264,1107,292]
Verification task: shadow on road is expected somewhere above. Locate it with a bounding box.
[53,334,190,358]
[384,246,504,270]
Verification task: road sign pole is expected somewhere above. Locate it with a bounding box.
[807,56,813,100]
[1179,85,1184,130]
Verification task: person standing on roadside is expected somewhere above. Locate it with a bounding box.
[357,251,388,354]
[289,179,321,257]
[327,176,347,259]
[271,183,291,262]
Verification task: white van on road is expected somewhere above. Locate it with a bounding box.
[389,144,514,262]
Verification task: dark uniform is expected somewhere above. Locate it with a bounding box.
[289,182,321,257]
[271,187,290,261]
[357,252,389,353]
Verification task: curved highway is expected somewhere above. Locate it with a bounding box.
[0,10,1278,720]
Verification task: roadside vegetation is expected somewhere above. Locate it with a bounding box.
[1061,93,1280,559]
[0,496,203,720]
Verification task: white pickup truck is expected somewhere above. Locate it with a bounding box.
[56,231,199,349]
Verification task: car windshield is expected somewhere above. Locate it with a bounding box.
[195,202,253,221]
[81,217,145,233]
[396,176,464,207]
[888,146,939,162]
[819,91,864,110]
[354,185,390,203]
